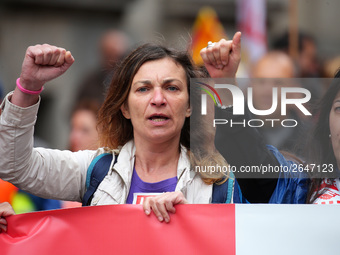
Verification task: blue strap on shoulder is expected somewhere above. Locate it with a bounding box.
[82,153,115,206]
[212,172,235,203]
[212,171,249,204]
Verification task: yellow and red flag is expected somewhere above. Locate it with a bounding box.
[190,7,227,66]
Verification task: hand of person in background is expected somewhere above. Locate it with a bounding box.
[143,191,188,223]
[200,32,241,79]
[12,44,74,107]
[0,202,15,233]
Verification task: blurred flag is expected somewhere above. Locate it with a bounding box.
[0,179,18,203]
[237,0,267,72]
[190,7,227,66]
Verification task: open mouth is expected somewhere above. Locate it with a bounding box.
[149,116,169,122]
[148,113,170,122]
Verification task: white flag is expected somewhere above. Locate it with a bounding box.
[237,0,267,69]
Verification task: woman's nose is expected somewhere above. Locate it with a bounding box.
[151,88,166,106]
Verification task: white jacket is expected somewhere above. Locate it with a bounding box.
[0,92,212,205]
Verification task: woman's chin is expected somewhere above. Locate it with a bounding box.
[144,132,179,145]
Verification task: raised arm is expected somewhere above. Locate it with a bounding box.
[0,45,93,202]
[200,33,280,203]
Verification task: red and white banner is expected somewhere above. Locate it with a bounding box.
[1,204,339,255]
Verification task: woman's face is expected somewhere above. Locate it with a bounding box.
[121,58,191,145]
[329,90,340,167]
[69,109,99,151]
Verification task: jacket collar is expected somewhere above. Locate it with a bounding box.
[112,140,196,189]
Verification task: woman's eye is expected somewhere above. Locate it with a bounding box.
[167,86,179,91]
[137,87,148,92]
[335,106,340,112]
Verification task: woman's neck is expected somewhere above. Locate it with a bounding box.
[133,137,181,182]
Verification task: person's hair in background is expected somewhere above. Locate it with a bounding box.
[272,31,320,78]
[99,30,131,70]
[272,31,323,110]
[321,56,340,94]
[307,69,340,203]
[322,56,340,78]
[76,29,131,105]
[69,100,100,152]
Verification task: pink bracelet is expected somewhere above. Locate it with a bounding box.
[16,78,44,95]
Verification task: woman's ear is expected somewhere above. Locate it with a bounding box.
[185,106,192,117]
[120,103,131,119]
